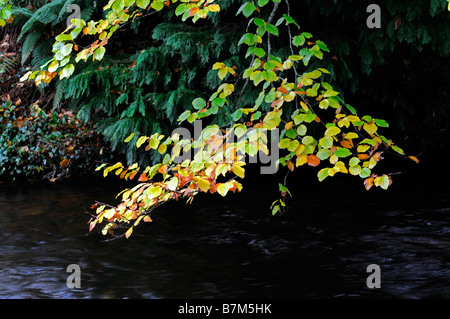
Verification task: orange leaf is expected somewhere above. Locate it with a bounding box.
[271,99,281,108]
[285,121,293,130]
[143,216,153,222]
[340,139,354,149]
[157,165,168,174]
[277,87,289,94]
[287,160,295,172]
[163,1,170,7]
[60,158,70,167]
[409,156,420,164]
[138,173,148,182]
[364,177,374,191]
[189,7,199,17]
[357,154,370,160]
[128,171,137,180]
[371,152,383,163]
[307,155,321,167]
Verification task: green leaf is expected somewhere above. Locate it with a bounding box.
[391,145,405,155]
[192,98,206,110]
[93,47,106,61]
[55,34,72,42]
[266,24,279,36]
[61,43,73,56]
[175,3,186,16]
[293,35,305,47]
[285,129,297,139]
[359,167,371,178]
[318,168,329,182]
[112,0,125,14]
[349,157,360,167]
[319,136,333,149]
[316,149,331,160]
[242,2,256,18]
[334,148,352,158]
[151,1,164,11]
[297,124,307,136]
[136,0,150,9]
[178,110,191,122]
[375,118,389,128]
[258,0,270,6]
[279,138,291,149]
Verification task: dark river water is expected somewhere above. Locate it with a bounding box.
[0,170,449,299]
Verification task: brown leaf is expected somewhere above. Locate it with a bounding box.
[60,158,70,167]
[307,155,321,167]
[340,139,354,149]
[287,160,295,172]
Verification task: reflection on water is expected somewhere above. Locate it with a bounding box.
[0,176,449,299]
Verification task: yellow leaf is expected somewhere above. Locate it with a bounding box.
[207,4,221,12]
[363,122,378,135]
[125,227,133,239]
[136,136,148,148]
[324,126,341,137]
[344,132,359,140]
[300,101,309,112]
[232,164,245,179]
[197,178,211,192]
[296,154,308,167]
[158,143,167,154]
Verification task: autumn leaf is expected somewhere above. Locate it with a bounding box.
[363,122,378,135]
[60,158,70,167]
[128,170,137,180]
[340,139,354,149]
[232,164,245,179]
[296,154,308,167]
[364,177,374,191]
[197,178,211,192]
[409,156,420,163]
[287,160,295,171]
[125,227,133,239]
[138,173,149,182]
[307,155,321,167]
[324,126,341,137]
[189,7,199,17]
[207,4,220,12]
[357,153,370,160]
[143,216,153,222]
